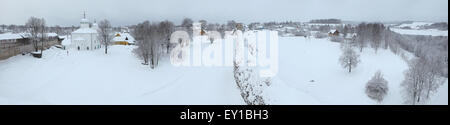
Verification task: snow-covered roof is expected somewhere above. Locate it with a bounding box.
[284,27,296,30]
[329,29,337,33]
[1,32,59,41]
[72,28,97,34]
[0,33,24,40]
[112,33,135,43]
[47,33,58,37]
[0,32,30,40]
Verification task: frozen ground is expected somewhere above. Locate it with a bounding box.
[0,36,447,105]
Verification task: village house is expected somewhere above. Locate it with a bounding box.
[328,29,340,36]
[111,28,135,45]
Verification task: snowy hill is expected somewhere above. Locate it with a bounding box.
[0,36,447,105]
[391,22,448,36]
[396,22,434,30]
[391,28,448,36]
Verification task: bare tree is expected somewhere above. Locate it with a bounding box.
[401,57,444,105]
[53,25,63,35]
[366,71,389,103]
[181,18,193,37]
[206,23,219,31]
[383,27,391,49]
[370,23,384,53]
[199,20,207,30]
[227,20,237,31]
[355,23,388,53]
[132,21,151,65]
[356,23,367,52]
[339,44,360,73]
[97,19,113,54]
[342,25,350,38]
[401,58,427,105]
[158,20,175,54]
[181,18,193,28]
[132,21,163,69]
[149,24,163,68]
[0,24,6,33]
[25,17,46,52]
[423,55,445,99]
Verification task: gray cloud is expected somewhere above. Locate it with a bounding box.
[0,0,447,26]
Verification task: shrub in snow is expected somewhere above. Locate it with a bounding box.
[232,31,271,105]
[365,71,389,103]
[233,63,269,105]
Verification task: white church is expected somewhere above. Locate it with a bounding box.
[71,13,100,50]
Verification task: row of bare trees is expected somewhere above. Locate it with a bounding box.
[132,20,174,69]
[354,23,389,53]
[401,56,445,105]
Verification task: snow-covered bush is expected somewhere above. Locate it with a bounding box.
[365,71,389,103]
[233,63,269,105]
[232,31,271,105]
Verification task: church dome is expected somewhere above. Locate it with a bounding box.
[92,23,99,29]
[80,18,90,28]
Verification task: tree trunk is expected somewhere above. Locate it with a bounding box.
[34,40,38,52]
[349,65,352,73]
[105,45,108,54]
[150,48,154,69]
[349,59,352,73]
[167,45,170,54]
[41,38,44,54]
[417,94,421,104]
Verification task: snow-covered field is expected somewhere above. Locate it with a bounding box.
[0,36,447,105]
[391,28,448,36]
[391,22,448,36]
[397,22,433,30]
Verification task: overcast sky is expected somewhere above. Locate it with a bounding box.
[0,0,447,26]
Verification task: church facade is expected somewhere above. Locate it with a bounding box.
[71,14,100,50]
